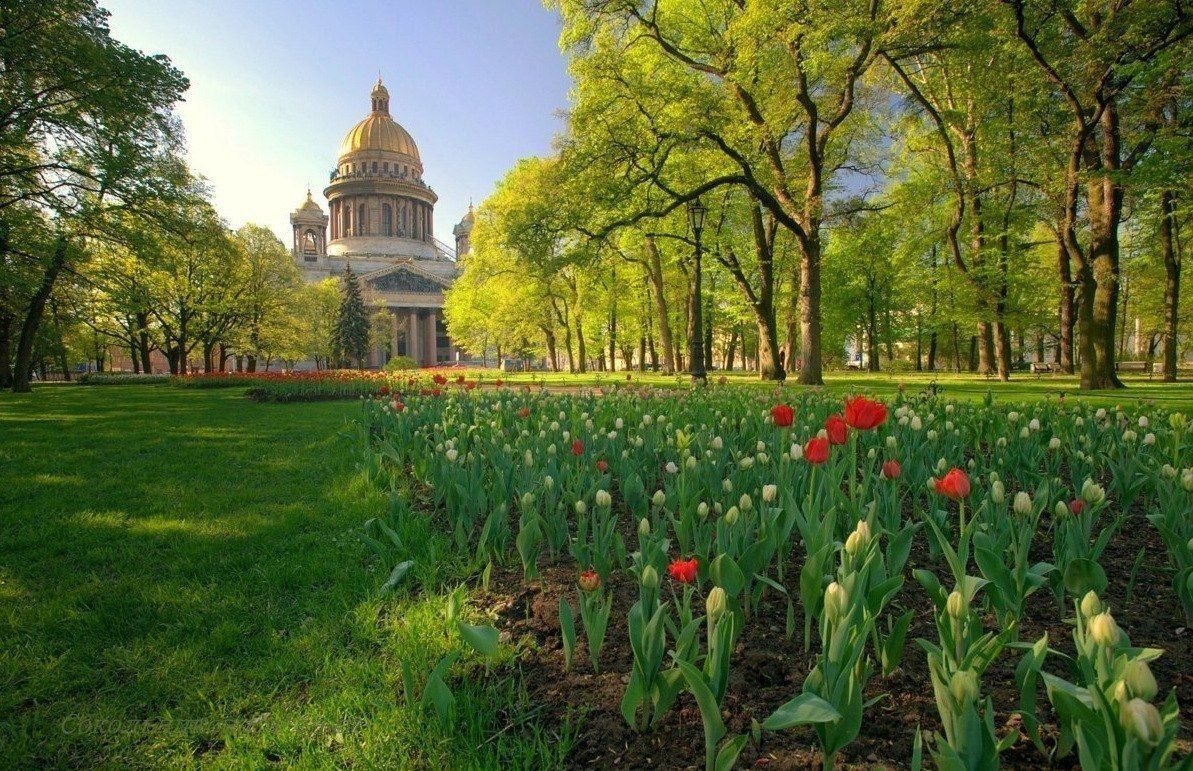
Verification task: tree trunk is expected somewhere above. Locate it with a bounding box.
[12,235,69,392]
[544,327,559,372]
[1160,190,1180,381]
[1083,112,1125,389]
[724,329,738,371]
[575,315,587,373]
[645,239,676,374]
[797,232,824,384]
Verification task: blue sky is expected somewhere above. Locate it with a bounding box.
[103,0,571,248]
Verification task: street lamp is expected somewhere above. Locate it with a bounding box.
[687,197,707,384]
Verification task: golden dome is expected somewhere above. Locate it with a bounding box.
[298,189,323,212]
[337,78,420,161]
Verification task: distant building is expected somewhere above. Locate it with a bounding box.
[289,77,473,367]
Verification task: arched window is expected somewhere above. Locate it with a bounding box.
[382,204,393,237]
[341,205,350,238]
[357,203,367,236]
[302,230,317,253]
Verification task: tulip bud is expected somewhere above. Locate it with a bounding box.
[739,493,753,511]
[911,416,923,431]
[578,570,600,592]
[789,443,803,461]
[641,565,659,590]
[1183,469,1193,492]
[824,582,849,622]
[724,506,740,525]
[706,587,727,622]
[595,489,612,508]
[1080,591,1103,619]
[1049,437,1062,451]
[686,455,698,470]
[544,475,554,490]
[1013,491,1033,516]
[1081,479,1106,506]
[844,530,864,557]
[638,518,650,537]
[762,484,778,503]
[1089,611,1120,647]
[1138,416,1149,429]
[722,479,733,493]
[1120,699,1163,746]
[738,456,754,470]
[446,448,459,463]
[1029,418,1041,431]
[991,480,1005,504]
[652,490,666,507]
[946,590,967,620]
[1055,501,1070,518]
[1161,464,1178,480]
[886,436,897,450]
[1124,660,1158,701]
[697,501,709,518]
[949,669,980,706]
[1123,429,1138,443]
[1096,408,1107,420]
[574,500,587,515]
[1170,412,1187,431]
[665,461,679,474]
[1143,433,1156,446]
[1111,679,1130,705]
[521,492,535,509]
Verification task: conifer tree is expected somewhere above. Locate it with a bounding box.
[332,265,370,368]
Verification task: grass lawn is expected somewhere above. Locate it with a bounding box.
[488,369,1193,411]
[0,385,570,769]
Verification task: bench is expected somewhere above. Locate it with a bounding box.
[1116,361,1153,378]
[1030,362,1054,376]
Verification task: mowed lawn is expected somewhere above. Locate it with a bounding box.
[0,385,566,769]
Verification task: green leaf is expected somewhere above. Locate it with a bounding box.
[714,734,748,771]
[457,621,500,657]
[761,692,842,731]
[711,554,745,597]
[380,560,414,595]
[1063,558,1108,596]
[559,597,576,671]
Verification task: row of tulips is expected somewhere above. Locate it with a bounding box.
[358,385,1191,769]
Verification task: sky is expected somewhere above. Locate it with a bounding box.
[102,0,572,249]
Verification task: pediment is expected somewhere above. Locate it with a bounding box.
[362,263,449,293]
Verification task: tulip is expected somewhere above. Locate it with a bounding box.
[1070,499,1084,515]
[1081,479,1105,505]
[933,468,971,500]
[1138,416,1149,429]
[665,461,678,474]
[578,569,600,592]
[596,459,609,473]
[1049,437,1062,450]
[882,459,902,479]
[946,590,967,620]
[1054,501,1070,518]
[739,493,753,511]
[1169,412,1187,431]
[1120,699,1163,745]
[641,565,659,590]
[844,395,888,430]
[1183,469,1193,492]
[706,587,727,621]
[574,500,587,515]
[771,404,794,427]
[991,480,1005,504]
[762,484,778,503]
[638,518,651,537]
[594,489,612,508]
[824,582,849,622]
[1089,611,1120,647]
[724,506,740,525]
[949,669,980,705]
[445,448,459,463]
[667,557,698,584]
[1124,659,1158,701]
[571,439,584,456]
[804,437,830,464]
[825,414,848,445]
[697,501,709,518]
[1080,591,1103,619]
[1013,491,1033,516]
[1143,432,1156,446]
[652,490,666,507]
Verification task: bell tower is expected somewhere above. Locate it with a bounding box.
[290,189,329,263]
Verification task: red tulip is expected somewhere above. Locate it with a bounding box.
[431,388,442,397]
[844,396,888,430]
[571,439,584,456]
[465,381,477,391]
[596,459,609,473]
[433,374,448,385]
[882,459,901,479]
[578,569,600,592]
[771,404,795,428]
[804,437,830,464]
[392,401,405,413]
[933,468,971,500]
[667,557,698,584]
[494,378,504,387]
[1069,499,1084,515]
[378,385,390,396]
[456,374,465,384]
[825,414,848,445]
[718,375,727,385]
[517,406,531,419]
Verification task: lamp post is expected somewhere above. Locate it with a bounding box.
[687,198,707,384]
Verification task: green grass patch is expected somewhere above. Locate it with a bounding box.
[0,385,571,769]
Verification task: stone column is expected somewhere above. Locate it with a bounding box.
[407,309,419,363]
[424,309,438,366]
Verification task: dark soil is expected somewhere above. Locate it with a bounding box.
[469,511,1192,770]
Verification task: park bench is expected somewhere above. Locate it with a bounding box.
[1030,362,1054,377]
[1116,360,1153,378]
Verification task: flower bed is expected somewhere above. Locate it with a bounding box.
[77,372,172,385]
[357,385,1192,769]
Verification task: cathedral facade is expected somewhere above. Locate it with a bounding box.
[289,78,473,367]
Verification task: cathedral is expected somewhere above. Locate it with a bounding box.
[288,77,473,367]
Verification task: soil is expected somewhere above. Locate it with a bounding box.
[466,507,1192,770]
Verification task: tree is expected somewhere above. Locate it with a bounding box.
[0,0,188,390]
[332,266,369,368]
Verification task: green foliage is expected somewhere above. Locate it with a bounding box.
[332,266,370,368]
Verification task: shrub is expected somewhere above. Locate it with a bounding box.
[77,372,171,385]
[385,355,419,372]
